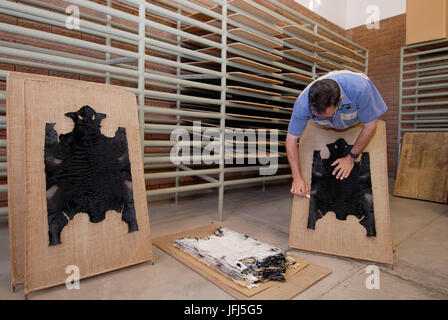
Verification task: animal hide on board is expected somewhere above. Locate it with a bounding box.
[44,105,139,246]
[308,138,376,237]
[174,227,297,289]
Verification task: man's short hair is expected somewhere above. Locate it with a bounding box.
[309,79,341,114]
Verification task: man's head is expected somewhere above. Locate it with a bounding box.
[309,79,342,119]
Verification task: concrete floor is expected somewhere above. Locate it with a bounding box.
[0,181,447,300]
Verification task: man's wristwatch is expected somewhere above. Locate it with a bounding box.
[348,151,358,159]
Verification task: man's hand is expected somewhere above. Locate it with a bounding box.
[331,155,355,180]
[291,177,310,197]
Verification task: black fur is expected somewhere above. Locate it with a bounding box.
[308,138,376,237]
[44,105,138,246]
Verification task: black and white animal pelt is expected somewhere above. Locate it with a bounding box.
[174,227,297,288]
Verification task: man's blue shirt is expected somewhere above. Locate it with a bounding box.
[288,71,388,137]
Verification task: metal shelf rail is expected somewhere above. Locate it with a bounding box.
[398,38,448,163]
[0,0,368,220]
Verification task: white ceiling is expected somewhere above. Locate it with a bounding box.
[293,0,406,30]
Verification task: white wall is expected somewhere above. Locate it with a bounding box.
[293,0,347,28]
[293,0,406,30]
[345,0,406,29]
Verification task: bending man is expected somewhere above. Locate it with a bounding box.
[286,70,388,198]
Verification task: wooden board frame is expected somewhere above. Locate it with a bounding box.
[393,132,448,203]
[229,100,289,111]
[196,47,221,57]
[153,223,332,300]
[187,6,222,22]
[228,28,283,48]
[185,61,220,70]
[289,121,393,265]
[182,19,221,36]
[317,60,345,71]
[283,49,326,64]
[228,72,283,84]
[282,25,328,43]
[318,40,355,56]
[229,0,285,25]
[183,33,221,46]
[282,96,298,101]
[319,51,353,65]
[228,13,282,36]
[7,72,154,296]
[283,37,326,53]
[228,43,282,61]
[227,85,282,96]
[282,73,314,83]
[228,57,282,73]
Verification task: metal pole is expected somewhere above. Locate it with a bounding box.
[397,46,404,172]
[138,1,145,158]
[105,0,111,84]
[175,5,181,205]
[218,1,227,222]
[415,59,419,130]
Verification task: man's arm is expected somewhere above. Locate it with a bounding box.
[286,133,310,197]
[351,119,377,155]
[331,119,377,179]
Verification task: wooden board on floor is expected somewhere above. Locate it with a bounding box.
[227,85,281,96]
[228,72,283,84]
[283,49,325,64]
[7,72,153,295]
[283,37,326,53]
[153,223,332,299]
[228,43,282,61]
[228,13,282,36]
[228,28,283,48]
[394,132,448,203]
[289,121,393,265]
[318,40,355,56]
[228,57,282,73]
[282,73,314,83]
[282,25,328,43]
[229,0,285,25]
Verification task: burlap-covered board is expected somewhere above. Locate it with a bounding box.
[289,121,393,265]
[7,73,153,295]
